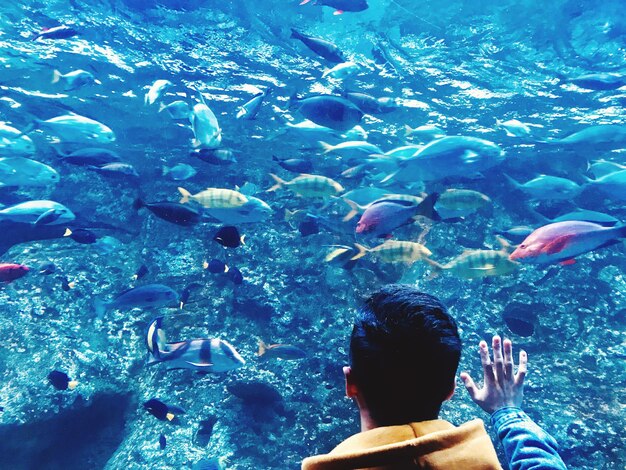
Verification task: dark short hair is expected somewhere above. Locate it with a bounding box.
[350,285,462,425]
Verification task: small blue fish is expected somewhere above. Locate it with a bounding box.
[163,163,197,181]
[94,284,179,318]
[206,259,229,274]
[227,267,243,285]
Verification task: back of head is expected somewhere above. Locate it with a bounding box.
[350,284,462,426]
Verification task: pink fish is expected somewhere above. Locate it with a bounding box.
[351,193,441,238]
[0,263,29,282]
[509,221,626,266]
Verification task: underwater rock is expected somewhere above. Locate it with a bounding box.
[0,393,133,469]
[502,302,540,337]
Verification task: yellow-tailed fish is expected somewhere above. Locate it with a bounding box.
[269,173,343,198]
[352,240,432,264]
[426,237,518,279]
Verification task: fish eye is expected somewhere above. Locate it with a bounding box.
[520,244,526,248]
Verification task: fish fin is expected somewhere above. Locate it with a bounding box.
[350,243,369,261]
[178,187,191,204]
[414,192,441,221]
[559,259,576,266]
[319,141,334,154]
[470,265,496,270]
[380,170,398,184]
[185,361,214,368]
[342,198,361,222]
[544,236,571,254]
[51,70,61,84]
[325,246,350,262]
[268,173,285,192]
[257,339,267,357]
[333,9,344,15]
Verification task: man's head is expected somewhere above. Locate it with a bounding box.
[346,285,462,427]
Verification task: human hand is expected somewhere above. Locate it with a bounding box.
[460,335,527,414]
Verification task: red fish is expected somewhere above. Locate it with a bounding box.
[0,263,29,282]
[509,221,626,265]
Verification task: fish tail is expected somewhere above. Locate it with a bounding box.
[424,258,444,280]
[284,209,297,224]
[350,243,369,261]
[63,228,72,237]
[503,173,521,188]
[20,120,40,136]
[319,141,334,154]
[257,338,268,357]
[161,165,169,176]
[51,70,62,84]
[299,0,313,5]
[158,102,167,113]
[146,317,166,365]
[93,297,109,319]
[342,198,361,222]
[404,124,414,137]
[132,198,145,211]
[495,235,512,252]
[290,28,302,40]
[178,187,191,204]
[268,173,285,192]
[414,192,441,221]
[288,92,300,110]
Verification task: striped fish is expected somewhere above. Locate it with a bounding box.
[269,173,343,198]
[178,187,248,208]
[146,317,245,372]
[352,240,432,264]
[426,238,518,279]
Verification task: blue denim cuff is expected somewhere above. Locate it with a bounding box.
[490,406,529,430]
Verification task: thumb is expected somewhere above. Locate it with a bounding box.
[460,372,478,399]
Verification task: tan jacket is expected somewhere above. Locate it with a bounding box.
[302,419,502,470]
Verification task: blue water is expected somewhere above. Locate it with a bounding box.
[0,0,624,469]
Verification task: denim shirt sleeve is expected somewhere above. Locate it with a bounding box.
[491,407,567,470]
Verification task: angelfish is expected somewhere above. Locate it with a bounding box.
[509,221,626,266]
[146,317,245,372]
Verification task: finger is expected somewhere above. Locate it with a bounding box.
[515,350,527,386]
[479,340,495,384]
[460,372,478,399]
[492,335,505,382]
[503,338,514,380]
